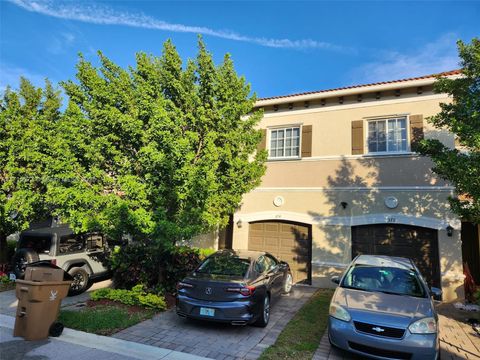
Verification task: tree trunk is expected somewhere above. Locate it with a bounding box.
[0,232,7,264]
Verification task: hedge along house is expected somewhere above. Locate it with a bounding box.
[213,70,469,302]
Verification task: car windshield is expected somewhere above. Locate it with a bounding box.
[341,265,426,298]
[196,255,250,277]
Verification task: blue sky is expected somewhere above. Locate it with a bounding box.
[1,1,479,98]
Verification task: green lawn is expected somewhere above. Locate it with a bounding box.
[259,288,334,360]
[58,305,155,335]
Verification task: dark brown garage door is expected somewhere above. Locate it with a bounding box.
[248,221,312,284]
[352,224,441,289]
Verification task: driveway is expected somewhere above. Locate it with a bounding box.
[113,285,317,360]
[0,279,112,316]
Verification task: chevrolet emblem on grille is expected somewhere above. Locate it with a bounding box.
[205,287,212,295]
[372,326,385,333]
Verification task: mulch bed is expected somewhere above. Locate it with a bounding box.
[86,299,147,314]
[164,293,176,309]
[0,282,15,292]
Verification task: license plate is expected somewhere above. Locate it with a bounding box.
[199,307,215,317]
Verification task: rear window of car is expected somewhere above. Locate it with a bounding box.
[18,235,52,254]
[341,265,426,298]
[196,255,251,277]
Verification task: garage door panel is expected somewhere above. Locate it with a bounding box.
[248,221,311,284]
[352,224,440,289]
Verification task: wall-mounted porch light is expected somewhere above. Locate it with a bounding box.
[446,225,454,237]
[237,219,243,228]
[340,201,348,209]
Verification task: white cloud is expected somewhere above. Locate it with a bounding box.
[350,33,460,84]
[48,32,76,54]
[9,0,350,52]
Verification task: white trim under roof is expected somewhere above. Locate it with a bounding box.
[256,74,461,107]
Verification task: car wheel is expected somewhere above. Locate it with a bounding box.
[283,272,293,294]
[254,294,270,327]
[12,248,40,279]
[68,267,89,296]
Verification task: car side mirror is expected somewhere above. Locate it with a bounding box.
[331,276,340,285]
[430,287,442,300]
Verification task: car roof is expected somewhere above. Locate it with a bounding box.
[353,255,415,270]
[214,249,268,260]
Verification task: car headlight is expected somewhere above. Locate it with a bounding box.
[409,317,437,334]
[329,304,351,322]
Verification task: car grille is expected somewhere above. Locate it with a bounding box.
[348,341,412,359]
[354,321,405,339]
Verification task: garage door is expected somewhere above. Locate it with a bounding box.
[248,221,311,284]
[352,224,441,289]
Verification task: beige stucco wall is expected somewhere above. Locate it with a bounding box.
[232,189,464,301]
[231,92,463,302]
[187,231,218,249]
[260,93,453,157]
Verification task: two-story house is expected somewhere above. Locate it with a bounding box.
[216,70,466,302]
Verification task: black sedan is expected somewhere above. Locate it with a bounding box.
[176,249,293,327]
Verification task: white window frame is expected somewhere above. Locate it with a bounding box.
[267,125,302,160]
[365,116,410,155]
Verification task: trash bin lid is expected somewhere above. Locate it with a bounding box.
[26,261,74,281]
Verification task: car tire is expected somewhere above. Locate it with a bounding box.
[68,267,89,296]
[12,248,40,279]
[254,294,270,328]
[283,272,293,294]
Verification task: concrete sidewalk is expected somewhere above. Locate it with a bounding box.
[0,314,209,360]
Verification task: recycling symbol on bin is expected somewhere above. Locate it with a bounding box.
[49,290,58,301]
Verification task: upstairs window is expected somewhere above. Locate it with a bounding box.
[269,127,300,159]
[368,117,407,153]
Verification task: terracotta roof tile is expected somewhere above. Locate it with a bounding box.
[257,69,461,102]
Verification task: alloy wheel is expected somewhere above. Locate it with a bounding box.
[71,273,86,291]
[263,296,270,323]
[284,274,293,293]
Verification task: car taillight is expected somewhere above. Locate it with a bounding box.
[176,282,194,290]
[226,286,256,296]
[50,259,57,266]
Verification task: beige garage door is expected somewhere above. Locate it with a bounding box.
[352,224,441,289]
[248,221,312,284]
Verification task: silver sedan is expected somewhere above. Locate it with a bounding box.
[328,255,441,360]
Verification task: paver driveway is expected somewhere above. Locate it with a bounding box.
[113,285,317,360]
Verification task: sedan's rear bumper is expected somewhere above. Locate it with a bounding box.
[176,294,257,325]
[328,317,439,360]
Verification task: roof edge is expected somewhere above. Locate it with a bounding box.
[256,69,461,106]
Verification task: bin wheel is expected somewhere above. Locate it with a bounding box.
[49,322,64,337]
[68,267,89,296]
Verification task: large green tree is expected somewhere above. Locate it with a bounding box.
[0,79,62,262]
[418,38,480,222]
[60,38,266,243]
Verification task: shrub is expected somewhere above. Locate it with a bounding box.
[110,241,162,290]
[0,275,12,284]
[111,243,214,292]
[199,248,216,260]
[90,284,166,310]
